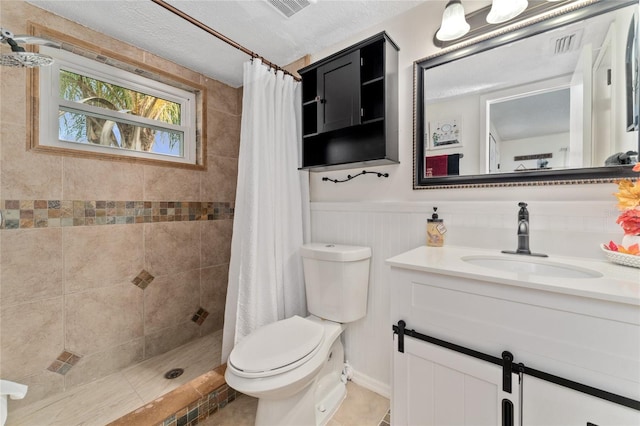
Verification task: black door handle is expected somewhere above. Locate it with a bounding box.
[502,399,513,426]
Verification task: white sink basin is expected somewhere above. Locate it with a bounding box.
[461,255,603,279]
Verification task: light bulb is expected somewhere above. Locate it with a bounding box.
[486,0,528,24]
[436,0,470,41]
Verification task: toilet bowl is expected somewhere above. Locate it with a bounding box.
[226,315,345,425]
[225,243,371,426]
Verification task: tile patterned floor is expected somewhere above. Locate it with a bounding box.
[7,331,222,426]
[200,381,390,426]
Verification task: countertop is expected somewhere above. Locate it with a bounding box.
[386,245,640,306]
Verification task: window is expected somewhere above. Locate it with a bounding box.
[38,46,198,166]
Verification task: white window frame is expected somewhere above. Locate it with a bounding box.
[38,46,197,165]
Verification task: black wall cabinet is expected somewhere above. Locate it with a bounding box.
[299,32,399,171]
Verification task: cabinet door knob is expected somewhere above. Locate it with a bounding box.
[320,98,326,104]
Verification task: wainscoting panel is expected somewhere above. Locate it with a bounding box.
[310,200,621,396]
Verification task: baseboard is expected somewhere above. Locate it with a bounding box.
[351,369,390,399]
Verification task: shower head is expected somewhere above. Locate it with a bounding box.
[0,28,60,68]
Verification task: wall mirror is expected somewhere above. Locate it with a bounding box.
[414,0,639,189]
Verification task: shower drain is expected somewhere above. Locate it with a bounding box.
[164,368,184,379]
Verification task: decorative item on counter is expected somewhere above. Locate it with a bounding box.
[601,241,640,268]
[427,207,447,247]
[603,162,640,267]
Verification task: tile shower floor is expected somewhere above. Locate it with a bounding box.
[8,329,390,426]
[8,331,223,426]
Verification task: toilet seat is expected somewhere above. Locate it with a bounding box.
[228,315,325,378]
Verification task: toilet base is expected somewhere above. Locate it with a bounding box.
[315,378,346,426]
[254,338,346,426]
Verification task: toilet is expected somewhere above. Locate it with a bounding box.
[225,243,371,426]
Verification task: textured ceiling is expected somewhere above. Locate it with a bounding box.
[26,0,426,88]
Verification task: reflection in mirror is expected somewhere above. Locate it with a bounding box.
[415,0,640,188]
[488,87,570,174]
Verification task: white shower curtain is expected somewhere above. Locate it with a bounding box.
[221,59,310,363]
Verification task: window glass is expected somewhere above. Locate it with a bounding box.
[38,46,198,166]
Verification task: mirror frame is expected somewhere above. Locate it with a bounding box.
[414,0,640,189]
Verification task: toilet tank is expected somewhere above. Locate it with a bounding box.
[301,243,371,323]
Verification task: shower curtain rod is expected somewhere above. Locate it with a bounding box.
[151,0,301,81]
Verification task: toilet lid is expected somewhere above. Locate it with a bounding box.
[229,316,324,376]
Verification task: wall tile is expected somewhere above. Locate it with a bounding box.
[1,124,64,200]
[142,52,201,85]
[205,78,240,115]
[0,66,27,129]
[0,1,27,29]
[207,110,241,158]
[0,228,63,306]
[63,224,144,293]
[201,220,233,267]
[144,221,200,277]
[63,157,144,201]
[0,297,64,379]
[63,338,144,389]
[23,3,80,35]
[144,269,201,333]
[144,321,201,359]
[200,264,229,334]
[200,156,238,202]
[143,165,200,201]
[65,284,143,355]
[237,87,244,115]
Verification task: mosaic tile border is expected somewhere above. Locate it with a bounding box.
[158,384,237,426]
[0,200,234,230]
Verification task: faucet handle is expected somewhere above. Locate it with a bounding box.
[518,202,527,208]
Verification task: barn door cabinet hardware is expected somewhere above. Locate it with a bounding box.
[393,320,640,425]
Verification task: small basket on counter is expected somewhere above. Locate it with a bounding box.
[600,244,640,269]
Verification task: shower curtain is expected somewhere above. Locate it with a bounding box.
[221,59,310,363]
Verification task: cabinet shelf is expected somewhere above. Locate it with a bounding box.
[362,117,384,125]
[362,76,384,87]
[299,31,399,171]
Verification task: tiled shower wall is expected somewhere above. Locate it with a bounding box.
[0,0,239,407]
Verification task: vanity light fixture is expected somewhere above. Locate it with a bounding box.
[433,0,570,46]
[486,0,529,24]
[436,0,470,41]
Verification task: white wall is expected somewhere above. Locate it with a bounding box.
[499,133,570,172]
[612,5,639,154]
[305,1,634,396]
[425,95,481,175]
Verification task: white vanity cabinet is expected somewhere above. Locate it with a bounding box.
[522,376,640,425]
[393,334,521,426]
[387,246,640,426]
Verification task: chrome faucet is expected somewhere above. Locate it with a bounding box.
[502,202,548,257]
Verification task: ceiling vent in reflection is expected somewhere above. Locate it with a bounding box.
[550,29,584,55]
[266,0,312,18]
